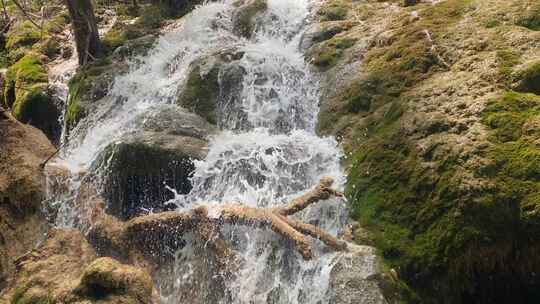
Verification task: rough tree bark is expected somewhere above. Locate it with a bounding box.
[65,0,102,65]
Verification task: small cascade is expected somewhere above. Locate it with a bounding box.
[45,0,367,303]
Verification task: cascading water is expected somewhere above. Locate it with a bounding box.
[48,0,358,303]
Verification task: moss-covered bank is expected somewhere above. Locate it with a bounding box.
[313,0,540,302]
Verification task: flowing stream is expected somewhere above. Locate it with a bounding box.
[48,0,354,303]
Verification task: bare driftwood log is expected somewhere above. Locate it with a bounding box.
[120,177,347,260]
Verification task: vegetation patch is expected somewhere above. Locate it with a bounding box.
[317,0,350,21]
[515,4,540,31]
[515,60,540,95]
[310,36,356,68]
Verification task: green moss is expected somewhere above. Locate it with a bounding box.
[341,3,540,300]
[516,61,540,95]
[346,91,540,301]
[102,23,145,53]
[137,5,166,29]
[6,21,41,50]
[43,12,70,35]
[317,0,350,21]
[310,36,356,68]
[482,91,540,142]
[515,5,540,31]
[496,49,521,81]
[4,53,47,108]
[35,37,62,59]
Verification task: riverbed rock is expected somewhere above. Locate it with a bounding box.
[329,245,397,304]
[176,48,246,126]
[96,105,216,220]
[314,0,540,302]
[0,229,157,304]
[232,0,268,38]
[0,114,54,291]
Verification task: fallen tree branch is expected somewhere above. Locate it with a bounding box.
[119,177,347,260]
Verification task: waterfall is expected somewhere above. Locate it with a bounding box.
[48,0,353,303]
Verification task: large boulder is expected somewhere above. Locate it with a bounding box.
[175,48,246,126]
[96,105,216,220]
[0,114,54,291]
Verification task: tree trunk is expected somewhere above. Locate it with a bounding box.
[65,0,102,65]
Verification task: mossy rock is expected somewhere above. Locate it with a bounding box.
[102,21,146,53]
[5,21,41,50]
[515,60,540,95]
[309,36,356,69]
[111,34,157,61]
[176,50,246,125]
[345,91,540,303]
[317,0,351,22]
[66,59,128,130]
[232,0,268,38]
[12,86,61,141]
[177,61,219,124]
[4,54,60,140]
[515,5,540,31]
[76,257,153,302]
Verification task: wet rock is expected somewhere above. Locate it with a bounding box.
[176,48,246,126]
[66,60,129,130]
[232,0,268,38]
[0,115,54,291]
[96,105,215,220]
[329,245,395,304]
[111,34,158,61]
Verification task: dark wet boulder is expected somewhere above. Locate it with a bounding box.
[96,106,216,220]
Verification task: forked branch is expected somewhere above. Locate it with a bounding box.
[119,177,347,260]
